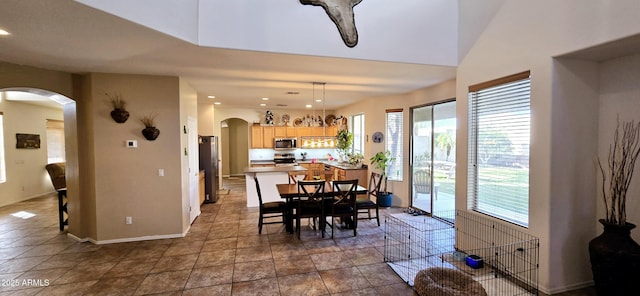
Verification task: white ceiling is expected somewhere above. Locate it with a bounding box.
[0,0,462,110]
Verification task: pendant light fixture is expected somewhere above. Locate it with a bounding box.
[300,82,336,149]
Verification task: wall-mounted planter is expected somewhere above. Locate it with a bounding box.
[142,127,160,141]
[110,108,129,123]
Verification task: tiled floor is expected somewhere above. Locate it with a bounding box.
[0,177,598,295]
[0,178,414,295]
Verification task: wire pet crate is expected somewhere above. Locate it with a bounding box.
[384,210,539,295]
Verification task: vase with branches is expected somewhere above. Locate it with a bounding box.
[597,118,640,225]
[590,117,640,295]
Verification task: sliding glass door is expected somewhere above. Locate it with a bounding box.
[410,100,456,218]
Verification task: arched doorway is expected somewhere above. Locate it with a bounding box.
[0,88,77,228]
[220,118,249,178]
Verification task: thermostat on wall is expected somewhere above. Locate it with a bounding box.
[126,140,138,148]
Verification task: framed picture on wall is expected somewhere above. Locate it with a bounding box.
[16,133,40,149]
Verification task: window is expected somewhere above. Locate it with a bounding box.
[350,113,364,155]
[46,119,65,163]
[468,71,531,227]
[0,112,5,183]
[386,109,403,181]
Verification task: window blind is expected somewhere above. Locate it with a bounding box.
[46,119,65,164]
[386,109,404,181]
[468,71,531,227]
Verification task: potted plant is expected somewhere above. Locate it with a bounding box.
[106,92,129,123]
[347,152,364,168]
[370,150,395,207]
[336,129,353,162]
[140,112,160,141]
[589,118,640,295]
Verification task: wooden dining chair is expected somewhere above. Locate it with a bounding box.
[327,179,358,238]
[296,179,326,239]
[254,177,287,234]
[288,171,308,184]
[356,172,383,226]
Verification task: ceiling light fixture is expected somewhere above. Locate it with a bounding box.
[0,29,10,36]
[260,103,266,107]
[214,102,221,105]
[261,97,269,101]
[207,95,216,99]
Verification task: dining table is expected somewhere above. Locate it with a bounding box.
[276,181,367,234]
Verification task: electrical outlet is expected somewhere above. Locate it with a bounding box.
[158,169,164,177]
[125,216,132,224]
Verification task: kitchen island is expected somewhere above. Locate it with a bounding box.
[244,165,308,207]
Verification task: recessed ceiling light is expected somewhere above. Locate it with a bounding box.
[207,95,216,99]
[0,29,10,36]
[214,102,221,105]
[315,99,322,102]
[305,104,312,108]
[260,103,266,107]
[261,97,269,101]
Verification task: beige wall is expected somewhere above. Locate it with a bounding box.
[88,73,184,242]
[456,0,640,293]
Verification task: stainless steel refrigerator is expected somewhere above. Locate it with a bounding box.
[199,135,218,203]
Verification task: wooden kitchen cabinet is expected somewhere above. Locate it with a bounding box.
[251,126,263,148]
[326,126,338,136]
[263,127,275,148]
[251,126,275,148]
[296,127,311,140]
[253,125,338,148]
[333,167,368,187]
[199,171,205,205]
[274,127,286,138]
[311,127,324,136]
[274,126,297,138]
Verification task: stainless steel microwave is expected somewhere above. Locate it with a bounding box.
[274,138,297,150]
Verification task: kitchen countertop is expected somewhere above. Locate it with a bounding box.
[248,159,366,170]
[244,165,307,173]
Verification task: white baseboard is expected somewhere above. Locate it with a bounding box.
[65,228,190,245]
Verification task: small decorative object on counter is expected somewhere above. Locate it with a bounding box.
[265,110,274,125]
[107,92,129,123]
[140,112,160,141]
[347,152,364,167]
[300,152,307,161]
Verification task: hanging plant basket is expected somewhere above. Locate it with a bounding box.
[110,108,129,123]
[142,127,160,141]
[106,92,129,123]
